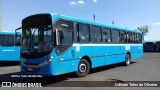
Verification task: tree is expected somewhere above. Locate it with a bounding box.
[137,25,149,36]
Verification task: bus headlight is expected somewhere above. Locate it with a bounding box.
[39,56,53,66]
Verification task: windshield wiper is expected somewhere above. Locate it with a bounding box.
[31,29,36,41]
[27,29,37,52]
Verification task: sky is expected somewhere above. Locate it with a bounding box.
[1,0,160,41]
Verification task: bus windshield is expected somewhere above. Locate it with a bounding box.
[21,25,53,59]
[0,34,14,46]
[21,14,53,59]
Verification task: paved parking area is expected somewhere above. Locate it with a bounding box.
[0,53,160,90]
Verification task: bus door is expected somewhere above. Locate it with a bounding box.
[55,20,74,74]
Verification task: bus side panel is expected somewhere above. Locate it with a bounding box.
[121,46,127,62]
[87,46,106,68]
[70,59,79,72]
[56,47,74,75]
[105,46,117,65]
[131,45,143,61]
[111,46,124,64]
[57,60,71,75]
[74,45,98,69]
[130,46,137,60]
[91,46,105,67]
[117,46,125,63]
[0,46,20,61]
[87,46,97,68]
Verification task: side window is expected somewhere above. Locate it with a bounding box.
[111,29,120,43]
[135,33,138,43]
[90,26,101,43]
[77,24,90,43]
[135,34,138,43]
[120,31,127,43]
[55,20,74,45]
[0,34,14,46]
[140,34,142,43]
[129,33,134,43]
[132,33,136,43]
[127,32,131,43]
[102,28,111,43]
[55,20,74,54]
[6,35,14,46]
[136,34,140,43]
[137,34,142,43]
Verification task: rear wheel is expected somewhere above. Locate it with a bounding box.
[124,54,131,66]
[75,59,90,77]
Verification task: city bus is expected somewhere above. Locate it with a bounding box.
[144,42,154,52]
[0,31,21,61]
[19,13,143,77]
[155,41,160,52]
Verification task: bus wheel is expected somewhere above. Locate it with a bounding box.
[124,54,131,66]
[75,59,90,77]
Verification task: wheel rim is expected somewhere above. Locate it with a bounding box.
[79,63,87,73]
[126,56,130,65]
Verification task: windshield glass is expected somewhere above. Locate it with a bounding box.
[21,14,53,59]
[21,25,53,58]
[0,34,14,46]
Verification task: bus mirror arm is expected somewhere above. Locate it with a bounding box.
[15,27,22,38]
[56,29,59,45]
[15,27,22,32]
[56,29,64,46]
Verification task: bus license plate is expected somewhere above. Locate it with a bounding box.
[27,67,33,71]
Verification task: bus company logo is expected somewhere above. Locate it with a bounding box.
[2,82,11,87]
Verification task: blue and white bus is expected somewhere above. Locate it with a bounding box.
[20,13,143,77]
[0,31,21,61]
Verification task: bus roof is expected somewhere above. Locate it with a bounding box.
[50,13,142,34]
[0,31,15,34]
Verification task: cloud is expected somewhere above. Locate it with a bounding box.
[154,22,160,25]
[69,1,77,5]
[69,0,85,5]
[77,0,85,4]
[93,0,97,3]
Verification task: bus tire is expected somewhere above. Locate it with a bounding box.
[124,54,131,66]
[75,59,90,77]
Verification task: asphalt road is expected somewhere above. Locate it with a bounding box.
[0,53,160,90]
